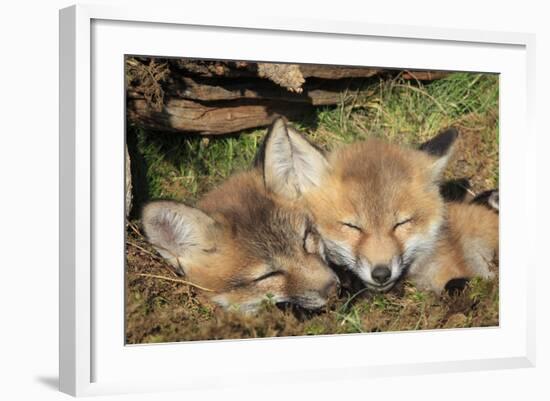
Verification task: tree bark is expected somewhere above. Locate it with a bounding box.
[125,145,132,217]
[126,58,449,135]
[128,98,314,135]
[128,76,371,106]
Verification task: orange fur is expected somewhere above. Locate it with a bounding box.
[260,118,498,293]
[142,169,339,312]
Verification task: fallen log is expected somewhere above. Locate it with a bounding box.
[169,60,381,81]
[126,58,449,135]
[128,98,314,135]
[128,76,371,106]
[299,65,380,79]
[125,145,132,217]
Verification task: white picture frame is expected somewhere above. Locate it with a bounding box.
[59,4,536,397]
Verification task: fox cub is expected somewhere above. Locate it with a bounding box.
[142,167,339,312]
[259,118,498,293]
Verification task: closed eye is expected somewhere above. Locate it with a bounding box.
[394,217,413,230]
[253,271,284,282]
[340,221,362,232]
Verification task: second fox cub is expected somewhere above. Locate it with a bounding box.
[142,168,339,312]
[259,118,498,293]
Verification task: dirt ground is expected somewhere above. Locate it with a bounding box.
[125,123,499,344]
[125,72,499,344]
[125,226,498,344]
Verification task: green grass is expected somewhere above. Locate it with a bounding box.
[132,72,498,205]
[134,129,265,203]
[126,71,499,343]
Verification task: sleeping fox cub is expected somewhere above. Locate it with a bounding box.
[259,118,498,293]
[142,168,339,312]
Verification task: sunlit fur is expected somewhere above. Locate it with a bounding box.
[261,119,499,293]
[310,140,498,292]
[409,202,499,292]
[142,169,339,312]
[304,139,450,290]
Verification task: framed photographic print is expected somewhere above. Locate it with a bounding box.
[59,4,536,396]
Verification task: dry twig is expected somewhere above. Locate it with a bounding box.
[126,240,179,278]
[136,273,214,292]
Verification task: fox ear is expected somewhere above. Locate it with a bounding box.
[142,201,218,271]
[419,128,459,180]
[259,118,329,199]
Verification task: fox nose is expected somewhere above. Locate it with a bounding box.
[372,265,391,284]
